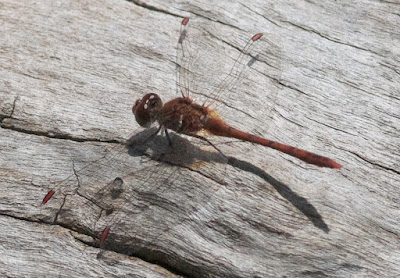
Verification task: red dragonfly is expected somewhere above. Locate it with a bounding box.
[42,17,341,244]
[132,18,341,170]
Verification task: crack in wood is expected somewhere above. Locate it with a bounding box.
[127,0,181,18]
[348,150,400,175]
[0,124,122,144]
[282,20,384,57]
[278,80,313,98]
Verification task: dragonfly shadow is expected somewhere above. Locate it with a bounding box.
[124,128,329,233]
[125,128,228,169]
[94,128,330,267]
[227,156,330,233]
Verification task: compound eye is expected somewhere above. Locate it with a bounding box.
[132,99,141,114]
[132,94,163,128]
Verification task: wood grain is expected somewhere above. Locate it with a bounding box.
[1,0,399,277]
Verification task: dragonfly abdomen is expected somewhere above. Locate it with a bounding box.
[204,118,342,169]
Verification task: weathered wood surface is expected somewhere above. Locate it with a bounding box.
[1,0,399,277]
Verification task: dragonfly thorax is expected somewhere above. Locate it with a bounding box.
[132,93,163,128]
[133,93,213,135]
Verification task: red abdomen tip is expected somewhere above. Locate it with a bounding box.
[42,190,55,205]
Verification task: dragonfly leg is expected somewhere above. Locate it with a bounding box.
[155,128,176,161]
[188,133,226,157]
[165,129,172,146]
[141,125,162,144]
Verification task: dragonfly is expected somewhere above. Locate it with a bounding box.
[132,18,342,169]
[42,17,342,245]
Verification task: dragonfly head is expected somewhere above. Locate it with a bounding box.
[132,93,163,128]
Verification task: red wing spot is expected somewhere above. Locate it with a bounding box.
[100,227,110,244]
[252,33,263,41]
[182,17,189,26]
[42,190,55,205]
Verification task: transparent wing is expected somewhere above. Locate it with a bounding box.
[176,17,282,135]
[176,17,227,100]
[42,127,229,246]
[96,132,229,246]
